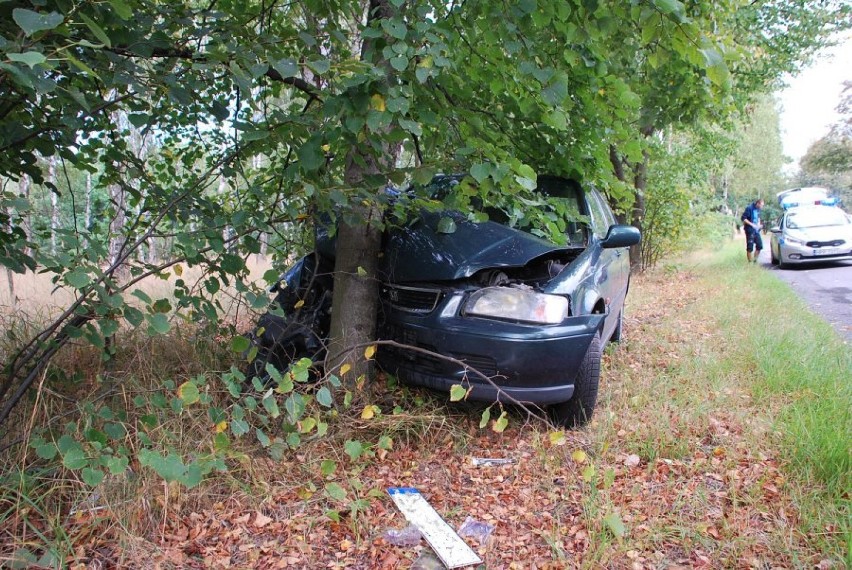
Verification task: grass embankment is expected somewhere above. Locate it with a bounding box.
[0,240,849,568]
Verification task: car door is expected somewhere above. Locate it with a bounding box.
[586,187,626,315]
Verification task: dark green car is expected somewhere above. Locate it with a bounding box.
[249,175,640,427]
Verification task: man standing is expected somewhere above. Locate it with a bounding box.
[741,198,764,263]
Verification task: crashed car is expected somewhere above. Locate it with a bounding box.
[247,175,640,427]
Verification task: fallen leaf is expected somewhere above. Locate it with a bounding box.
[254,512,272,528]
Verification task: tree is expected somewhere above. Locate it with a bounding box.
[0,0,849,432]
[798,81,852,205]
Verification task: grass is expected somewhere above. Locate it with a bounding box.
[0,236,850,567]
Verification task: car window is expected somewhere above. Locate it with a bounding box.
[586,188,613,238]
[786,208,850,229]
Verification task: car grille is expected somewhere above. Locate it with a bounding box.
[805,239,845,248]
[380,345,498,378]
[380,284,444,313]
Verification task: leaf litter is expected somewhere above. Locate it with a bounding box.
[20,267,841,569]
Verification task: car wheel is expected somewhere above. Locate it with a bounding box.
[770,246,779,265]
[609,308,624,343]
[550,331,601,428]
[777,247,788,269]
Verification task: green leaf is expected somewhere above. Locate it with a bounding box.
[147,313,171,335]
[320,460,337,477]
[65,270,91,289]
[256,428,271,447]
[262,394,280,418]
[381,19,407,40]
[82,467,105,487]
[436,216,457,234]
[106,456,129,475]
[35,442,57,460]
[286,432,301,448]
[104,422,126,439]
[479,407,491,429]
[108,0,133,20]
[541,76,568,106]
[79,13,112,48]
[177,382,200,405]
[603,467,616,489]
[316,387,333,407]
[7,52,46,68]
[470,163,491,183]
[298,139,325,172]
[139,450,185,482]
[603,512,627,538]
[306,57,330,75]
[272,58,298,78]
[493,411,508,433]
[220,254,244,274]
[449,384,468,402]
[231,336,250,353]
[653,0,686,19]
[390,55,408,71]
[62,447,87,470]
[13,9,64,36]
[123,306,143,327]
[325,482,347,502]
[343,440,363,461]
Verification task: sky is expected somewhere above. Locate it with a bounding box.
[776,33,851,173]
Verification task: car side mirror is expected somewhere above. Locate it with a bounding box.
[601,225,641,249]
[770,226,781,233]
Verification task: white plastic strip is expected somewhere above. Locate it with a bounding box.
[387,487,482,568]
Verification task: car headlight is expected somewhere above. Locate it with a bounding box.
[465,287,569,324]
[784,235,806,246]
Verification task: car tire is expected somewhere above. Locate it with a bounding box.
[550,331,601,428]
[770,246,779,265]
[609,308,624,343]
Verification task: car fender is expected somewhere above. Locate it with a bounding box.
[542,244,607,324]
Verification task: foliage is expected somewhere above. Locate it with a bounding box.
[797,81,852,206]
[0,0,849,509]
[640,123,738,268]
[728,95,787,207]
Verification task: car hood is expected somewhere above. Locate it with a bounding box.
[381,210,570,282]
[786,225,852,242]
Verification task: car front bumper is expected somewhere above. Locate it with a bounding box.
[376,292,604,405]
[780,240,852,264]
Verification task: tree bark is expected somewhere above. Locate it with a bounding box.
[48,157,59,255]
[325,0,401,387]
[630,150,649,270]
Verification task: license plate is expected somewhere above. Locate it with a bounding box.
[812,247,840,256]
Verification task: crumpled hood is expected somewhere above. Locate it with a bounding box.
[380,210,570,282]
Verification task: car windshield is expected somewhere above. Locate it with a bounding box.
[786,208,850,229]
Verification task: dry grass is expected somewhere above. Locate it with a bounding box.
[0,255,276,320]
[0,243,849,569]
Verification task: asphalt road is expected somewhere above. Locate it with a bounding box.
[758,249,852,343]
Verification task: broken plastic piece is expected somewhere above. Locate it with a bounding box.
[410,551,445,570]
[470,457,515,467]
[382,524,422,547]
[457,516,495,545]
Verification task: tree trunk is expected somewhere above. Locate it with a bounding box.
[108,183,127,280]
[325,0,401,387]
[19,174,32,257]
[631,151,649,270]
[48,157,59,255]
[4,268,13,307]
